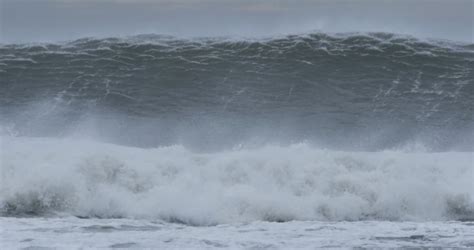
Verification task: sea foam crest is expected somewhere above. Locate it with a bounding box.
[1,136,473,225]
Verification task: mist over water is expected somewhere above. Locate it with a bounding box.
[2,0,473,43]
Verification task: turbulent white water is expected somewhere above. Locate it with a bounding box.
[2,136,473,225]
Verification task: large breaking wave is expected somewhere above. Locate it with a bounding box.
[1,32,473,223]
[1,32,473,150]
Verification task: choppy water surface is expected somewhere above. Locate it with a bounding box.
[2,218,474,249]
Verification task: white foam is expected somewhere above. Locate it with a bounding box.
[2,218,474,248]
[1,136,473,224]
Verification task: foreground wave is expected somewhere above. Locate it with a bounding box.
[1,136,472,225]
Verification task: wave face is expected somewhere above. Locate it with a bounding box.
[1,33,473,150]
[1,137,473,224]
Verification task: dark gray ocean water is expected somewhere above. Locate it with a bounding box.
[1,34,474,248]
[1,32,473,150]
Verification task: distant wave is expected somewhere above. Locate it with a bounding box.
[1,136,473,224]
[1,32,473,150]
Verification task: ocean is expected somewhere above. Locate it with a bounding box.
[1,32,473,248]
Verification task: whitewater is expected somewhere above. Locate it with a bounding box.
[2,136,474,248]
[1,32,474,248]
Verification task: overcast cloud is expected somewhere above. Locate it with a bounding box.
[0,0,472,43]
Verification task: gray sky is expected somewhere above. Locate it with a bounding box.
[0,0,473,43]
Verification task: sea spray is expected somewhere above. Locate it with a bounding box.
[1,137,472,224]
